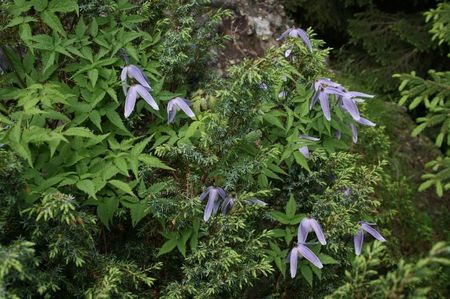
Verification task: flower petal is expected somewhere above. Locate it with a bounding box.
[276,28,291,41]
[135,85,159,111]
[285,48,292,58]
[310,219,326,245]
[297,243,323,269]
[121,66,129,96]
[294,28,312,53]
[221,197,234,215]
[300,134,320,141]
[299,146,310,159]
[289,247,299,278]
[361,223,386,242]
[354,229,364,255]
[216,187,226,199]
[298,218,310,243]
[175,98,195,118]
[342,97,360,121]
[357,117,376,127]
[128,65,151,90]
[124,86,137,118]
[200,189,210,202]
[204,194,217,222]
[319,92,331,121]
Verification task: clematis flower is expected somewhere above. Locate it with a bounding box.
[124,84,159,118]
[298,135,320,159]
[289,243,323,278]
[285,48,293,58]
[121,64,152,96]
[298,217,326,245]
[354,221,386,255]
[277,27,312,53]
[167,97,195,124]
[200,186,226,222]
[311,79,346,121]
[221,197,235,215]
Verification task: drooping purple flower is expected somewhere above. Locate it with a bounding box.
[311,79,346,121]
[277,27,313,53]
[298,217,326,245]
[221,197,235,215]
[298,135,320,159]
[121,64,152,96]
[354,221,386,255]
[289,243,323,278]
[124,84,159,118]
[350,124,358,143]
[335,130,342,140]
[167,97,195,124]
[200,186,226,222]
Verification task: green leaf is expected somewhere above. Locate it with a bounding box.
[41,11,65,36]
[129,203,148,227]
[48,0,78,13]
[108,179,135,196]
[157,239,178,256]
[88,69,98,88]
[285,195,296,218]
[300,265,313,286]
[97,197,119,228]
[90,18,98,37]
[64,127,96,138]
[263,113,284,130]
[76,179,97,199]
[270,211,290,225]
[106,110,129,133]
[318,254,339,265]
[293,151,311,171]
[139,154,174,170]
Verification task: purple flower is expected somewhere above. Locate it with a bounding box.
[285,48,293,58]
[121,64,152,96]
[311,79,346,121]
[245,198,268,206]
[221,197,235,215]
[298,135,320,159]
[298,217,326,245]
[277,27,313,53]
[124,84,159,118]
[354,221,386,255]
[167,97,195,124]
[200,186,226,222]
[289,243,323,278]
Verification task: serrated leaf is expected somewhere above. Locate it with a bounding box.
[139,154,174,170]
[97,197,119,228]
[108,180,135,197]
[88,69,98,87]
[318,254,339,265]
[157,239,177,256]
[263,113,284,130]
[286,195,296,218]
[300,265,313,286]
[48,0,78,13]
[64,127,96,138]
[129,202,148,227]
[270,211,291,225]
[106,110,129,133]
[41,11,65,36]
[76,179,97,199]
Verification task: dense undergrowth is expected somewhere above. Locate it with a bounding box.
[0,0,449,298]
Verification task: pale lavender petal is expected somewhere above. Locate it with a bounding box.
[342,97,360,121]
[300,134,320,141]
[310,91,320,110]
[351,124,358,143]
[319,92,331,121]
[361,223,386,242]
[174,98,195,118]
[294,28,312,52]
[128,65,151,90]
[354,229,364,255]
[212,197,221,216]
[121,67,128,96]
[285,48,292,58]
[167,109,177,124]
[276,28,290,41]
[124,86,137,118]
[310,219,326,245]
[357,117,376,127]
[335,130,342,140]
[246,199,268,206]
[346,91,374,99]
[297,244,323,269]
[216,187,226,199]
[135,85,159,110]
[200,189,210,202]
[298,218,310,243]
[203,196,216,222]
[289,247,299,278]
[221,197,234,215]
[299,146,310,159]
[279,91,287,98]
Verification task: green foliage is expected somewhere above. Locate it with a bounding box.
[327,241,450,299]
[395,2,450,198]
